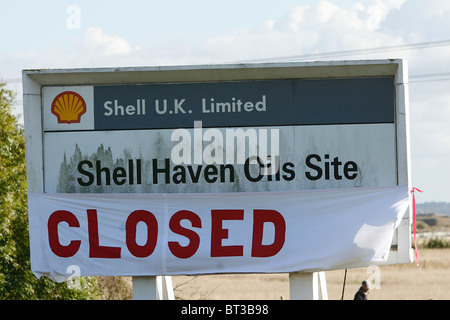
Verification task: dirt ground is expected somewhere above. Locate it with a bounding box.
[171,248,450,300]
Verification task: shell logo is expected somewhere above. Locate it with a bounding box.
[51,91,87,124]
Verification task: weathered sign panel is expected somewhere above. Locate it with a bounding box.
[42,77,397,194]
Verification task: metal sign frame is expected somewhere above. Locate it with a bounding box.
[23,59,412,299]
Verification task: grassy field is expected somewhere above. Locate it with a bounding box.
[101,214,450,300]
[170,214,450,300]
[171,248,450,300]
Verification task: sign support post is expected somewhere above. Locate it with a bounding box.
[289,272,328,300]
[132,276,157,300]
[157,276,175,300]
[132,276,174,300]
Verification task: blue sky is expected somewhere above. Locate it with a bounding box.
[2,0,450,202]
[1,0,314,56]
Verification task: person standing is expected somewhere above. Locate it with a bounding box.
[354,281,369,300]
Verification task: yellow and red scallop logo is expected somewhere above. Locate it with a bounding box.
[51,91,87,124]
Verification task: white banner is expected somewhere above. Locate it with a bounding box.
[28,186,408,282]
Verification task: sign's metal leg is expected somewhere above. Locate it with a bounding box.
[133,276,175,300]
[289,272,328,300]
[132,276,157,300]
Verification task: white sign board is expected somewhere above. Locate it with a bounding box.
[23,60,412,281]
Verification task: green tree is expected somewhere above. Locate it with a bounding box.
[0,81,100,299]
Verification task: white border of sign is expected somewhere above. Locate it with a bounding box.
[23,60,412,298]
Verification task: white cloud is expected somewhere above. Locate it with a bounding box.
[2,1,412,69]
[79,27,132,56]
[3,27,136,71]
[189,0,408,63]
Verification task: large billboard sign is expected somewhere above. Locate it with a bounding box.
[23,60,412,281]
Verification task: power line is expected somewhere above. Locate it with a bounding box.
[239,39,450,63]
[7,73,450,86]
[411,72,450,79]
[4,39,450,85]
[410,72,450,83]
[410,77,450,83]
[5,72,450,85]
[4,74,450,87]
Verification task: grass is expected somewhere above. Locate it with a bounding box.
[100,247,450,300]
[171,248,450,300]
[327,248,449,300]
[98,213,450,300]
